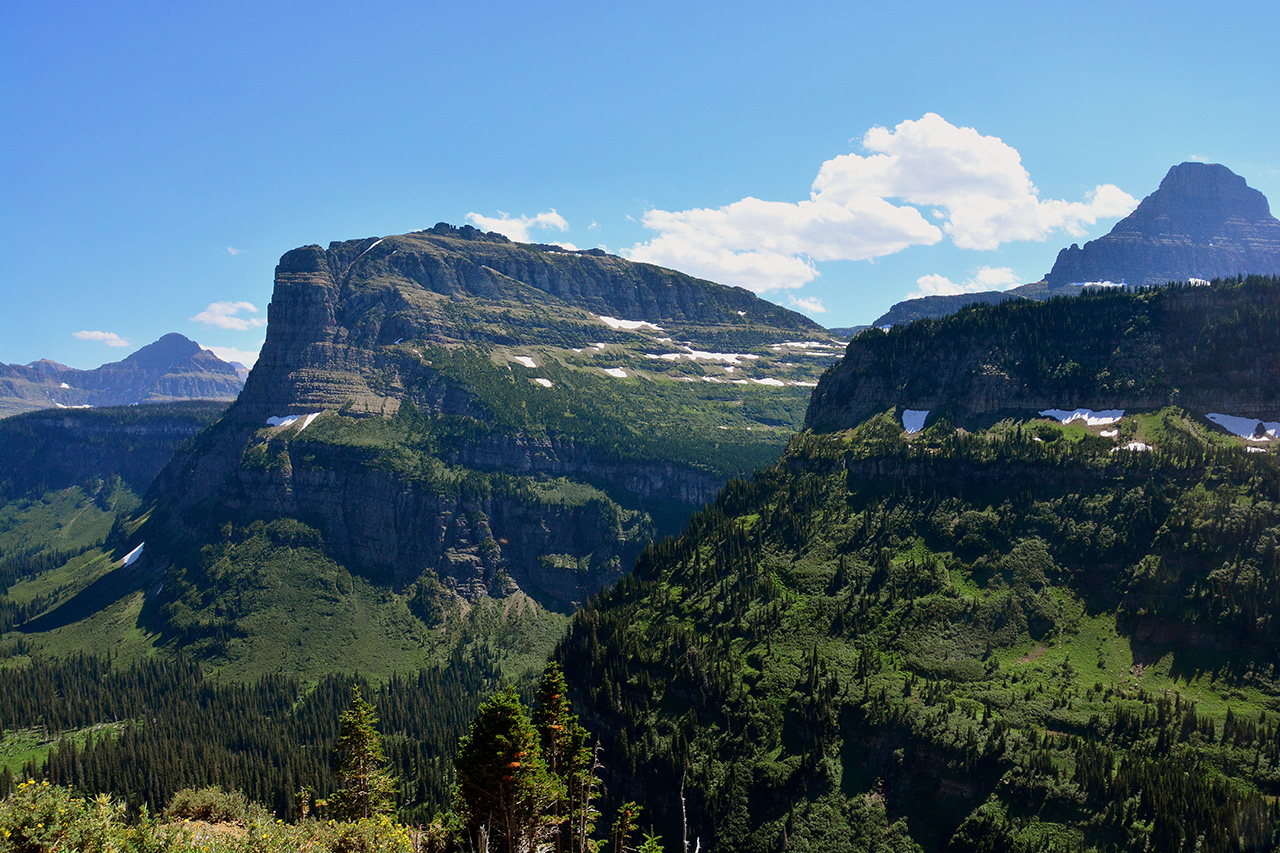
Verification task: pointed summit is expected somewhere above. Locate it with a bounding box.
[1045,162,1280,287]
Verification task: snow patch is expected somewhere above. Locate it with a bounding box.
[646,350,759,365]
[902,410,929,434]
[532,378,553,388]
[1206,413,1280,440]
[751,377,786,387]
[791,381,818,387]
[602,367,627,378]
[122,543,145,567]
[1100,429,1119,438]
[1111,442,1151,453]
[1039,408,1124,426]
[598,315,663,332]
[356,237,384,259]
[267,412,322,431]
[510,356,537,369]
[1247,447,1268,453]
[59,382,71,389]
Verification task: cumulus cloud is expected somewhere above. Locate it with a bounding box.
[205,343,263,368]
[625,113,1137,293]
[909,266,1023,299]
[73,330,131,347]
[788,295,827,314]
[465,209,571,245]
[190,301,266,331]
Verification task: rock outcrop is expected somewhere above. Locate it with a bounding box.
[0,334,245,418]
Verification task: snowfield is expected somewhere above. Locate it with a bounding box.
[902,410,929,434]
[122,543,145,567]
[532,378,553,388]
[598,315,663,332]
[510,356,537,368]
[1039,408,1124,426]
[266,412,321,432]
[602,367,627,378]
[1206,413,1280,440]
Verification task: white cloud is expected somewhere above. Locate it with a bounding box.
[465,209,570,244]
[625,113,1137,293]
[190,301,266,331]
[909,266,1022,299]
[226,246,244,256]
[205,343,263,367]
[788,295,828,314]
[73,330,131,347]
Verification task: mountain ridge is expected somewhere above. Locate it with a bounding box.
[0,333,245,418]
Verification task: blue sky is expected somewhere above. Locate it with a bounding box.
[3,1,1278,368]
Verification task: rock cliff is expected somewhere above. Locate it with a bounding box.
[143,226,832,618]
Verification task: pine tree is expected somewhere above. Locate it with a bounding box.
[330,686,397,820]
[533,662,600,853]
[454,686,561,853]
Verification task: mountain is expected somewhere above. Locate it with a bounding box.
[871,162,1280,327]
[2,224,843,683]
[0,333,245,418]
[562,276,1280,850]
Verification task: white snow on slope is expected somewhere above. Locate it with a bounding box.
[1206,413,1280,440]
[1100,429,1119,438]
[1111,442,1151,453]
[598,315,663,332]
[60,382,71,389]
[602,367,627,378]
[532,378,553,388]
[1040,408,1124,426]
[646,350,759,365]
[356,238,384,259]
[1248,447,1268,453]
[267,412,322,431]
[122,543,145,567]
[511,356,537,368]
[751,377,787,387]
[903,410,929,434]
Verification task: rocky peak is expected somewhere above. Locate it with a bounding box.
[1045,162,1280,287]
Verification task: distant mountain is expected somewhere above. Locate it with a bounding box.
[870,162,1280,327]
[0,333,245,417]
[1046,161,1280,287]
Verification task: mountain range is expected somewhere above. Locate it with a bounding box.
[4,166,1280,849]
[0,333,246,418]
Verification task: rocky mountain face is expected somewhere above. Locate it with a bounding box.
[128,225,837,667]
[1045,162,1280,287]
[870,162,1280,327]
[809,275,1280,432]
[0,333,245,418]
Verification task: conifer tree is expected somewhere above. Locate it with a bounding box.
[454,686,561,853]
[330,686,397,820]
[532,662,600,853]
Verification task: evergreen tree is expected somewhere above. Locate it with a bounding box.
[330,686,397,820]
[533,662,600,853]
[454,686,561,853]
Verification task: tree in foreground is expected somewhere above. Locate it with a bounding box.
[532,662,601,853]
[330,686,398,820]
[454,686,561,853]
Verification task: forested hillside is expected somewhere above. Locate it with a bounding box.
[560,280,1280,851]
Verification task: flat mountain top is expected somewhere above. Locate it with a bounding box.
[0,333,245,418]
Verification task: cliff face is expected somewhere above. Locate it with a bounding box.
[1044,162,1280,287]
[807,276,1280,432]
[145,226,830,616]
[0,334,244,418]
